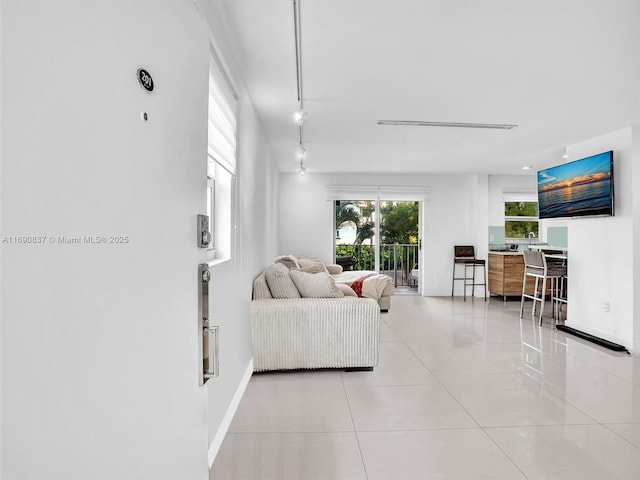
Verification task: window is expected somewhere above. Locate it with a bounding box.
[505,201,539,240]
[207,49,237,260]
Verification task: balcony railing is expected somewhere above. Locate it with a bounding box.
[335,243,419,287]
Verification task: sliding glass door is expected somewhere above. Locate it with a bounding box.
[334,199,420,289]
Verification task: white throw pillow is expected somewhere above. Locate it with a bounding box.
[274,255,301,270]
[252,271,273,299]
[289,270,344,298]
[265,263,300,298]
[297,257,328,273]
[293,264,326,274]
[335,283,357,297]
[326,264,343,275]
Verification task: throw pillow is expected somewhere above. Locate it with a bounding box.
[274,255,301,270]
[289,270,344,298]
[326,264,343,275]
[335,283,357,297]
[293,264,326,274]
[298,256,328,273]
[265,263,300,298]
[252,271,273,299]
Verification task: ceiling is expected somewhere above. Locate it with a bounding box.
[212,0,639,175]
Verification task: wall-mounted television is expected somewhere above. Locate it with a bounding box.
[537,150,614,219]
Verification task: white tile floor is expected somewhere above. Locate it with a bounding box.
[211,295,640,480]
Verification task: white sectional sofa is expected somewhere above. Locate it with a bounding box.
[250,256,381,372]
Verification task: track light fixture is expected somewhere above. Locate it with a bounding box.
[294,108,306,125]
[292,0,308,173]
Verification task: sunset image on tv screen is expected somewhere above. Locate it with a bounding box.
[537,151,613,219]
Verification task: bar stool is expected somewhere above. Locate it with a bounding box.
[520,250,567,325]
[451,245,487,301]
[552,274,568,321]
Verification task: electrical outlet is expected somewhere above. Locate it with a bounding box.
[602,300,610,312]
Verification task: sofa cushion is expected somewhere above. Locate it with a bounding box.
[289,270,344,298]
[294,264,326,274]
[335,283,357,297]
[274,255,300,270]
[265,263,300,299]
[297,257,328,273]
[326,264,343,275]
[252,271,272,299]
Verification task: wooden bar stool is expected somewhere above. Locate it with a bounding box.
[451,245,487,301]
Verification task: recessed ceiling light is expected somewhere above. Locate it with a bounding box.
[562,154,568,159]
[522,165,532,170]
[377,120,518,130]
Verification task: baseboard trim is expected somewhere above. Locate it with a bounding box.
[564,322,633,353]
[207,358,253,469]
[557,325,630,354]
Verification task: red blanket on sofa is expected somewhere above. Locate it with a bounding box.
[350,273,377,297]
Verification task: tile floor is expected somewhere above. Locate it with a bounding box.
[211,295,640,480]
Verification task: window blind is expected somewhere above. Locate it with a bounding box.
[208,52,237,175]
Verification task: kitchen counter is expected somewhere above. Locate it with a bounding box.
[488,252,532,297]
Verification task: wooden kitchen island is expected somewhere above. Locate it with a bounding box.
[488,251,534,298]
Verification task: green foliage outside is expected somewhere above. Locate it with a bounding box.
[334,202,359,230]
[335,244,376,270]
[505,201,539,238]
[505,201,538,217]
[335,200,376,245]
[380,202,419,244]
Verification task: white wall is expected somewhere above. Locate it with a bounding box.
[279,172,486,296]
[487,175,537,225]
[633,125,640,351]
[566,127,635,349]
[192,0,281,465]
[1,1,281,478]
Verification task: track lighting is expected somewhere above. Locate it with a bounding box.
[294,109,306,125]
[377,120,518,130]
[293,0,309,174]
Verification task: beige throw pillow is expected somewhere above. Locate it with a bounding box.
[274,255,301,270]
[297,257,328,273]
[336,283,357,297]
[265,263,301,298]
[294,264,326,274]
[252,271,273,299]
[289,270,344,298]
[326,264,343,275]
